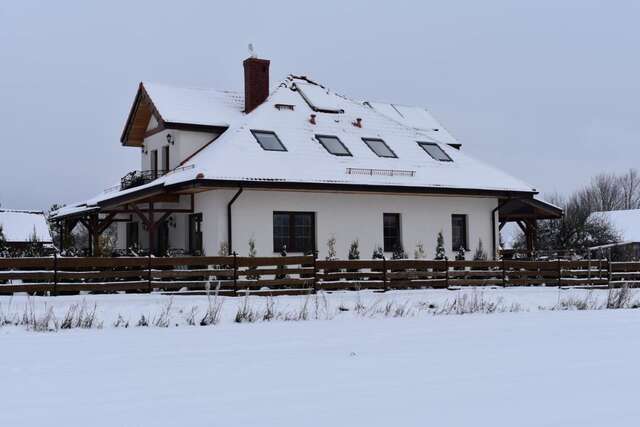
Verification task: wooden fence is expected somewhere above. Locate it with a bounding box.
[0,255,636,296]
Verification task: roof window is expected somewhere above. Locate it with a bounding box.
[417,142,452,162]
[251,130,287,151]
[362,138,397,158]
[316,135,352,156]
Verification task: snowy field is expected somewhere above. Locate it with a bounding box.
[2,288,640,426]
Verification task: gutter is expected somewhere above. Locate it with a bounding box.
[227,188,244,253]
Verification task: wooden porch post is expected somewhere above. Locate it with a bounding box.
[148,203,155,255]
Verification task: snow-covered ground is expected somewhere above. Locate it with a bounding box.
[1,288,639,426]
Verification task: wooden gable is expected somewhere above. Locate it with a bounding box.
[120,83,163,147]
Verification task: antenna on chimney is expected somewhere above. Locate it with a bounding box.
[248,43,257,59]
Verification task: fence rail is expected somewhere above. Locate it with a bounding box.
[0,255,635,296]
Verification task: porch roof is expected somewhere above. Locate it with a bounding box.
[499,197,563,222]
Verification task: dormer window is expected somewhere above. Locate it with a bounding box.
[315,135,352,157]
[417,142,452,162]
[251,130,287,151]
[362,138,397,158]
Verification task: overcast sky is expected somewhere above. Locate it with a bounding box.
[1,0,639,211]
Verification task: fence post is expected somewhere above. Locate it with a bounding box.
[445,259,449,288]
[382,256,388,291]
[312,251,318,294]
[557,259,562,288]
[52,252,58,296]
[232,251,238,294]
[607,259,613,288]
[147,251,152,293]
[501,259,506,287]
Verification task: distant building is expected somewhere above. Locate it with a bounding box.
[588,209,640,260]
[0,209,53,251]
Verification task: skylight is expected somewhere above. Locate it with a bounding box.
[251,130,287,151]
[417,142,452,162]
[362,138,397,158]
[316,135,352,156]
[295,82,344,113]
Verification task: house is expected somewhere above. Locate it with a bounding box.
[51,55,561,259]
[588,209,640,260]
[0,209,53,252]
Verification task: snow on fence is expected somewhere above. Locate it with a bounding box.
[0,256,633,296]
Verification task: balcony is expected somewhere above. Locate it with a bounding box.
[120,170,167,191]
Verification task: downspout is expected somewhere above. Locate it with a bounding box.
[227,188,244,253]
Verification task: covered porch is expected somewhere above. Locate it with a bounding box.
[51,187,201,257]
[498,197,563,257]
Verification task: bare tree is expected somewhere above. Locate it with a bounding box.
[579,172,623,212]
[514,192,619,252]
[618,168,640,210]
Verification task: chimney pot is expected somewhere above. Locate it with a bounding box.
[243,57,270,113]
[353,117,362,128]
[309,114,317,125]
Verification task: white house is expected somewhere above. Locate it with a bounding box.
[51,56,561,259]
[0,209,53,250]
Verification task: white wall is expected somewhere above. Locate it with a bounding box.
[141,129,218,171]
[194,189,499,259]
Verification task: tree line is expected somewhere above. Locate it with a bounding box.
[515,168,640,251]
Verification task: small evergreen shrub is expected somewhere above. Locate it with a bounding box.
[434,231,446,260]
[246,237,260,280]
[348,240,360,260]
[372,245,384,259]
[218,241,229,256]
[326,235,337,260]
[414,242,425,259]
[473,238,488,261]
[392,243,407,260]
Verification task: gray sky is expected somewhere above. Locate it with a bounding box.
[1,0,639,211]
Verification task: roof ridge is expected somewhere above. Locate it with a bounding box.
[142,81,242,95]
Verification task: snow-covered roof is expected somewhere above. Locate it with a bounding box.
[367,102,459,146]
[143,82,244,127]
[589,209,640,242]
[0,209,52,243]
[169,76,535,193]
[57,75,537,219]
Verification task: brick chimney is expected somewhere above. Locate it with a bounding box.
[243,57,270,113]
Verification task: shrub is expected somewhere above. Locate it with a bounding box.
[326,235,337,260]
[434,231,446,260]
[348,240,360,260]
[455,246,466,261]
[246,237,260,280]
[372,245,384,259]
[473,238,488,261]
[414,242,425,259]
[217,241,229,256]
[392,243,407,260]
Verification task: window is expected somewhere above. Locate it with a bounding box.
[126,222,139,248]
[251,130,287,151]
[417,142,452,162]
[383,213,401,252]
[452,214,468,251]
[188,213,203,255]
[162,145,170,174]
[150,149,158,177]
[362,138,397,158]
[315,135,352,156]
[273,212,316,253]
